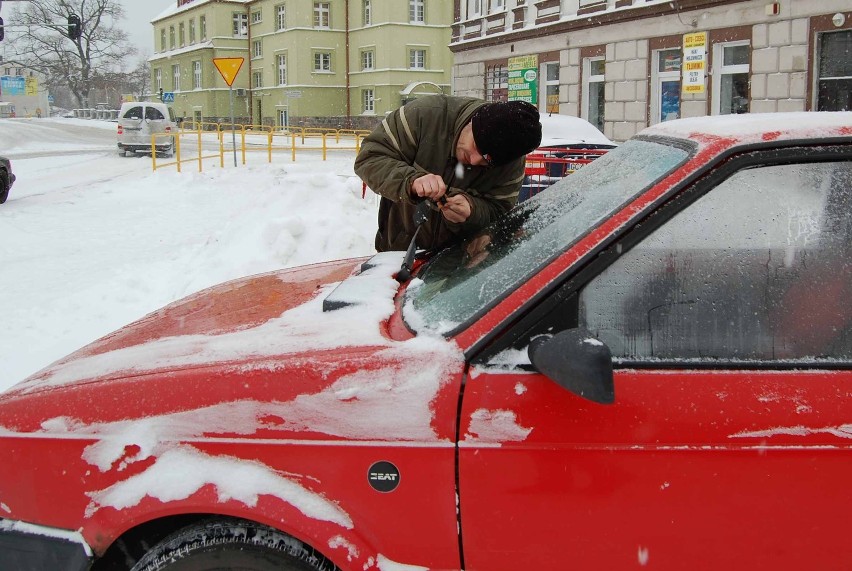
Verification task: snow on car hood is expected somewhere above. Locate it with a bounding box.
[7,254,409,395]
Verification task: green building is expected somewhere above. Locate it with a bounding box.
[149,0,453,129]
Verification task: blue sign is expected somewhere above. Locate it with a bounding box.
[0,76,25,96]
[162,91,175,103]
[48,95,55,103]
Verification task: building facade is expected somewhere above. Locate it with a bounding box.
[149,0,453,129]
[451,0,851,141]
[0,62,50,118]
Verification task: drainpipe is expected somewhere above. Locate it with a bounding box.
[247,2,253,124]
[345,0,352,128]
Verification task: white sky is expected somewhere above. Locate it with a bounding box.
[116,0,175,55]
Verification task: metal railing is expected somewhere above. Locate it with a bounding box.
[152,123,372,172]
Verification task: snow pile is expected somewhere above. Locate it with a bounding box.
[0,118,379,391]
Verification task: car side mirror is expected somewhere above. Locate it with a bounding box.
[528,328,614,404]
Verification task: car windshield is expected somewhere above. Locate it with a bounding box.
[404,138,691,334]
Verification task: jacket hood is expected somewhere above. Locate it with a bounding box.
[4,255,403,398]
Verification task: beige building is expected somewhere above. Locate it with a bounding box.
[451,0,852,141]
[149,0,453,129]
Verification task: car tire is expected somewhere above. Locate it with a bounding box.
[0,171,9,204]
[129,518,338,571]
[118,149,127,157]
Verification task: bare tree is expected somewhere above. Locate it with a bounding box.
[7,0,137,107]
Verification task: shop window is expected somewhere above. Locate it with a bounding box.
[817,30,852,111]
[651,48,681,123]
[485,63,508,102]
[583,57,605,131]
[712,42,749,115]
[542,61,560,113]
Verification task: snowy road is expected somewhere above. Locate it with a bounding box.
[0,118,377,391]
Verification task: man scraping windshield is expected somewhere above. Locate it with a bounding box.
[355,95,542,253]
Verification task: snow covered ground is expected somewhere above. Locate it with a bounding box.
[0,118,378,392]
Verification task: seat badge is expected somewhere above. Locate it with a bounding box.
[368,461,401,493]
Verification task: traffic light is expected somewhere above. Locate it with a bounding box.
[0,17,5,42]
[67,14,82,40]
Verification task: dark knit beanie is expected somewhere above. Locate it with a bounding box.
[471,100,542,166]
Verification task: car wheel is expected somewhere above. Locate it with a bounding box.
[0,171,9,204]
[129,518,338,571]
[118,149,127,157]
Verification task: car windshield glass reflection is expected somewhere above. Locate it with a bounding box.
[404,138,691,334]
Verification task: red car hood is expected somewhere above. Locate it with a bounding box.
[4,255,404,399]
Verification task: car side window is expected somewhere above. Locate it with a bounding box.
[123,106,143,120]
[579,160,852,362]
[145,107,166,121]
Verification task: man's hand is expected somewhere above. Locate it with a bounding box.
[410,174,447,201]
[440,194,472,224]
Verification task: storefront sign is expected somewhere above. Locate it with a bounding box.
[508,54,538,104]
[682,32,707,94]
[0,76,25,96]
[25,77,39,96]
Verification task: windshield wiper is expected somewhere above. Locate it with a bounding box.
[396,200,432,283]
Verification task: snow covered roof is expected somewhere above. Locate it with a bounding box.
[538,114,614,147]
[642,112,852,143]
[152,0,251,24]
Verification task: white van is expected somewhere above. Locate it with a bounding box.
[116,102,179,157]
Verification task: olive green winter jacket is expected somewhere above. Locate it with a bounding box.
[354,95,526,252]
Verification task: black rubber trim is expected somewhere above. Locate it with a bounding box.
[0,523,91,571]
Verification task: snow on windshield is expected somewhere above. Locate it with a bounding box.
[406,139,691,334]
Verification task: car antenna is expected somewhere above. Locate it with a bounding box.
[396,200,432,283]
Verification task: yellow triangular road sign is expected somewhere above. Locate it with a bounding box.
[213,57,245,87]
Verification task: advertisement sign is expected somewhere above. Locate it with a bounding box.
[682,32,707,94]
[0,76,25,96]
[508,54,538,104]
[25,77,39,96]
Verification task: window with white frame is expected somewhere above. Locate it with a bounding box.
[276,4,286,30]
[363,89,375,113]
[409,49,426,69]
[155,68,162,90]
[179,23,185,46]
[251,9,262,23]
[160,29,166,51]
[253,71,263,88]
[489,0,505,13]
[277,54,287,85]
[172,64,181,91]
[410,0,425,23]
[189,19,196,43]
[233,12,248,37]
[712,42,749,115]
[253,40,263,58]
[364,0,372,25]
[314,2,330,28]
[651,48,682,123]
[169,26,175,49]
[816,30,852,111]
[362,50,374,70]
[200,15,207,40]
[193,60,202,89]
[314,52,332,72]
[583,57,605,132]
[486,63,508,102]
[278,108,289,128]
[468,0,483,17]
[542,61,559,113]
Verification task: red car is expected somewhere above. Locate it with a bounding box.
[1,112,851,571]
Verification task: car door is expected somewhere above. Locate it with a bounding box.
[458,146,852,570]
[143,105,168,147]
[120,104,145,146]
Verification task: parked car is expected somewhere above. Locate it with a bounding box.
[520,113,616,201]
[0,156,15,204]
[116,101,178,157]
[1,112,851,571]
